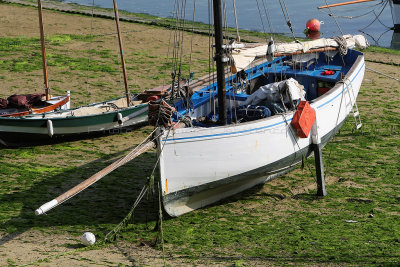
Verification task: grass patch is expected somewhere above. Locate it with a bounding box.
[0,2,399,265]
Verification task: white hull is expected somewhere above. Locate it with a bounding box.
[158,55,365,217]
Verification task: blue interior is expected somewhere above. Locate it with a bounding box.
[173,49,362,122]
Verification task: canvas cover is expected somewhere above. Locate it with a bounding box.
[232,34,369,72]
[244,78,306,107]
[6,93,45,109]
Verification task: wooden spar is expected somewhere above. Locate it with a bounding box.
[112,0,131,107]
[318,0,375,9]
[274,46,337,57]
[213,0,227,125]
[37,0,50,101]
[35,140,155,215]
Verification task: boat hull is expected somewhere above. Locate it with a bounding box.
[0,101,147,146]
[158,53,365,217]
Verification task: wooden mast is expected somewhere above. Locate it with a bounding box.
[213,0,227,125]
[37,0,50,101]
[112,0,131,107]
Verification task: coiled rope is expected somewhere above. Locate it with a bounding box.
[333,36,348,56]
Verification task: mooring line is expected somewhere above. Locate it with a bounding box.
[366,66,400,82]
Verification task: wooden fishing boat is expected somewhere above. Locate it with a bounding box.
[0,94,70,117]
[159,48,365,216]
[155,2,368,216]
[34,0,369,219]
[0,0,70,118]
[0,0,154,146]
[0,96,148,146]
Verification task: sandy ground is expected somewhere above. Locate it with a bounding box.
[0,3,399,267]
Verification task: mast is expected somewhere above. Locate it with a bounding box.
[112,0,131,106]
[37,0,50,101]
[213,0,227,125]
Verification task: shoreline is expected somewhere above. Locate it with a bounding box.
[0,3,399,266]
[1,0,281,43]
[3,0,398,51]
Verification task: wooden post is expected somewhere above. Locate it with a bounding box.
[37,0,50,101]
[311,118,327,196]
[313,143,327,196]
[112,0,131,107]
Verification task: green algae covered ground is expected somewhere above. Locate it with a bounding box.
[0,2,399,266]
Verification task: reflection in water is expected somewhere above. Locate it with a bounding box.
[306,31,321,40]
[391,31,400,50]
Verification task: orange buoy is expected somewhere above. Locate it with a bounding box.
[306,18,321,32]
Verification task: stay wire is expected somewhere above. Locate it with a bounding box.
[162,0,178,91]
[318,0,385,19]
[278,0,298,42]
[359,0,390,31]
[255,0,270,42]
[84,0,96,105]
[178,0,188,89]
[262,0,275,37]
[323,0,345,35]
[232,0,240,41]
[186,0,196,110]
[324,78,348,176]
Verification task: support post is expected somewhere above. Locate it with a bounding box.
[311,119,327,196]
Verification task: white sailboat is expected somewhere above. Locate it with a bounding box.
[35,0,369,219]
[156,2,368,216]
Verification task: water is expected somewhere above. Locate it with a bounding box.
[63,0,399,49]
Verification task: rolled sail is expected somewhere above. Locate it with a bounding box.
[231,34,369,72]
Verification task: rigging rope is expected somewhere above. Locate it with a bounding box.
[278,0,299,42]
[318,0,385,20]
[359,0,390,31]
[255,0,270,42]
[323,0,345,35]
[333,36,348,56]
[232,0,240,42]
[84,0,96,105]
[262,0,275,37]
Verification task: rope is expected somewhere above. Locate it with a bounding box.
[278,0,298,42]
[262,0,275,37]
[232,0,240,42]
[161,0,178,97]
[187,0,196,110]
[333,36,348,56]
[366,67,400,82]
[324,78,349,176]
[84,0,96,105]
[148,100,176,128]
[323,0,345,35]
[104,126,172,242]
[359,0,390,31]
[255,0,270,42]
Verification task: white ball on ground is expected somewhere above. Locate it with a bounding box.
[81,232,96,246]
